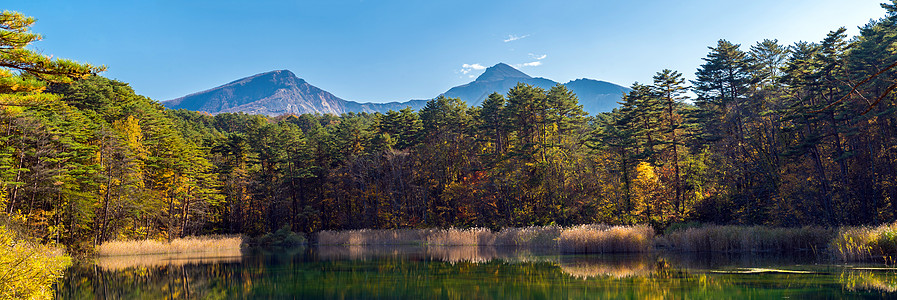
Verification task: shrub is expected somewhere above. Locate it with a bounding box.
[0,225,71,300]
[248,226,307,248]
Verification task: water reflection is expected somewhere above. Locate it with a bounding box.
[57,246,897,299]
[557,255,657,278]
[96,250,242,270]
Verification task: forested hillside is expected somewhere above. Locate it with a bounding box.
[2,2,897,254]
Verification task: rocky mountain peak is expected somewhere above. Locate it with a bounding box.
[474,63,531,82]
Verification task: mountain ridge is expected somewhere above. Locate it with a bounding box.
[162,64,630,116]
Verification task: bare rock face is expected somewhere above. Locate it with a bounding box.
[163,64,629,116]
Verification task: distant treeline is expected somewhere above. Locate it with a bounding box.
[2,3,897,253]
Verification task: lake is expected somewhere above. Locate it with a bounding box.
[56,246,897,299]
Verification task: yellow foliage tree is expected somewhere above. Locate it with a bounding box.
[0,225,70,300]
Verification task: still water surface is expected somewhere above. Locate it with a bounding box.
[56,246,897,299]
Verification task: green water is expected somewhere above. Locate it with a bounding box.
[56,246,897,299]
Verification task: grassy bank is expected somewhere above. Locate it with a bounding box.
[97,235,242,257]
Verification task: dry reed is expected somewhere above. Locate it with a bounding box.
[427,228,492,245]
[559,224,654,253]
[316,225,652,253]
[664,225,833,253]
[316,229,432,245]
[97,235,243,257]
[831,223,897,262]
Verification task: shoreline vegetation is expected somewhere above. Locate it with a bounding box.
[91,222,897,263]
[309,223,897,262]
[96,235,243,257]
[0,225,70,300]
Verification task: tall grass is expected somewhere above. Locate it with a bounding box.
[831,223,897,262]
[316,229,432,245]
[559,224,654,253]
[316,225,652,253]
[427,228,493,246]
[663,225,833,253]
[97,235,242,256]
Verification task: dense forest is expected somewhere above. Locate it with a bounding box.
[2,3,897,253]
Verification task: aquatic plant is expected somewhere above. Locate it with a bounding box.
[558,224,654,253]
[97,235,242,256]
[831,223,897,262]
[316,229,432,245]
[663,225,833,253]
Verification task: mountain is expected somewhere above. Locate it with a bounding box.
[442,63,629,112]
[163,64,630,116]
[563,78,631,113]
[443,63,558,104]
[162,70,427,115]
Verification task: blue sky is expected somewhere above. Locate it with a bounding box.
[7,0,887,103]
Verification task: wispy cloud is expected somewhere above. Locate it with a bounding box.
[460,63,486,75]
[528,53,547,60]
[516,61,542,68]
[503,34,530,43]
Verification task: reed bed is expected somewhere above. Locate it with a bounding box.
[316,228,433,245]
[97,235,243,256]
[663,225,833,253]
[559,224,654,253]
[316,225,652,253]
[425,226,562,247]
[427,227,493,246]
[831,223,897,262]
[493,226,563,248]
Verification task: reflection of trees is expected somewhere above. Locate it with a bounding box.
[57,249,897,298]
